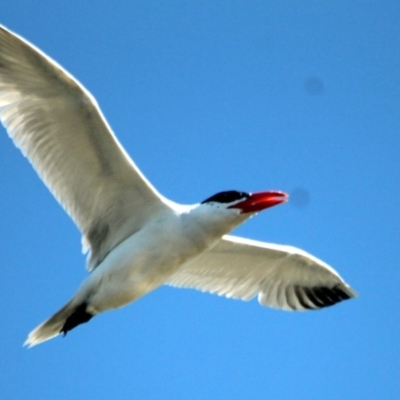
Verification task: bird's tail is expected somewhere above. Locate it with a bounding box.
[24,300,94,347]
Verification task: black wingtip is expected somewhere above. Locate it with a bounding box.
[61,303,94,336]
[292,284,356,310]
[305,285,356,309]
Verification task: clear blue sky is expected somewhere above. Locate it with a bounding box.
[1,1,399,399]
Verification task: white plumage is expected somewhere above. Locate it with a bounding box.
[0,25,356,347]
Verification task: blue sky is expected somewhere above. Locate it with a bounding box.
[1,1,399,399]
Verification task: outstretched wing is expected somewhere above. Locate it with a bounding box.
[0,25,171,270]
[167,235,356,310]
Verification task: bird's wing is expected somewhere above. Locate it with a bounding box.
[0,25,171,270]
[167,235,356,310]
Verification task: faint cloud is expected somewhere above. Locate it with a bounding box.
[304,76,325,96]
[289,187,310,209]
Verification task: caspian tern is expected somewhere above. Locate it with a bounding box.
[0,25,356,347]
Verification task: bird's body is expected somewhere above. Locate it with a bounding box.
[0,25,356,347]
[78,203,247,314]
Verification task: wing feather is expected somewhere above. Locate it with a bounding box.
[167,235,356,311]
[0,25,170,269]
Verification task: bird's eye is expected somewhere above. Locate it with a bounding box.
[201,190,250,204]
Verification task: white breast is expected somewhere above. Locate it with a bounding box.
[78,207,234,311]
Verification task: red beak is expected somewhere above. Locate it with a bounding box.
[228,191,288,213]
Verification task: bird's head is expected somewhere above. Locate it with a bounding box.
[201,190,288,214]
[190,190,288,236]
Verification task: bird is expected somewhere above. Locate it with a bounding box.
[0,25,356,347]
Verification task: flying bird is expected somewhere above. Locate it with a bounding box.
[0,25,356,347]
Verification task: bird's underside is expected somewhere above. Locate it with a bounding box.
[0,25,356,348]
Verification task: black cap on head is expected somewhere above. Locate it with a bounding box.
[201,190,250,204]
